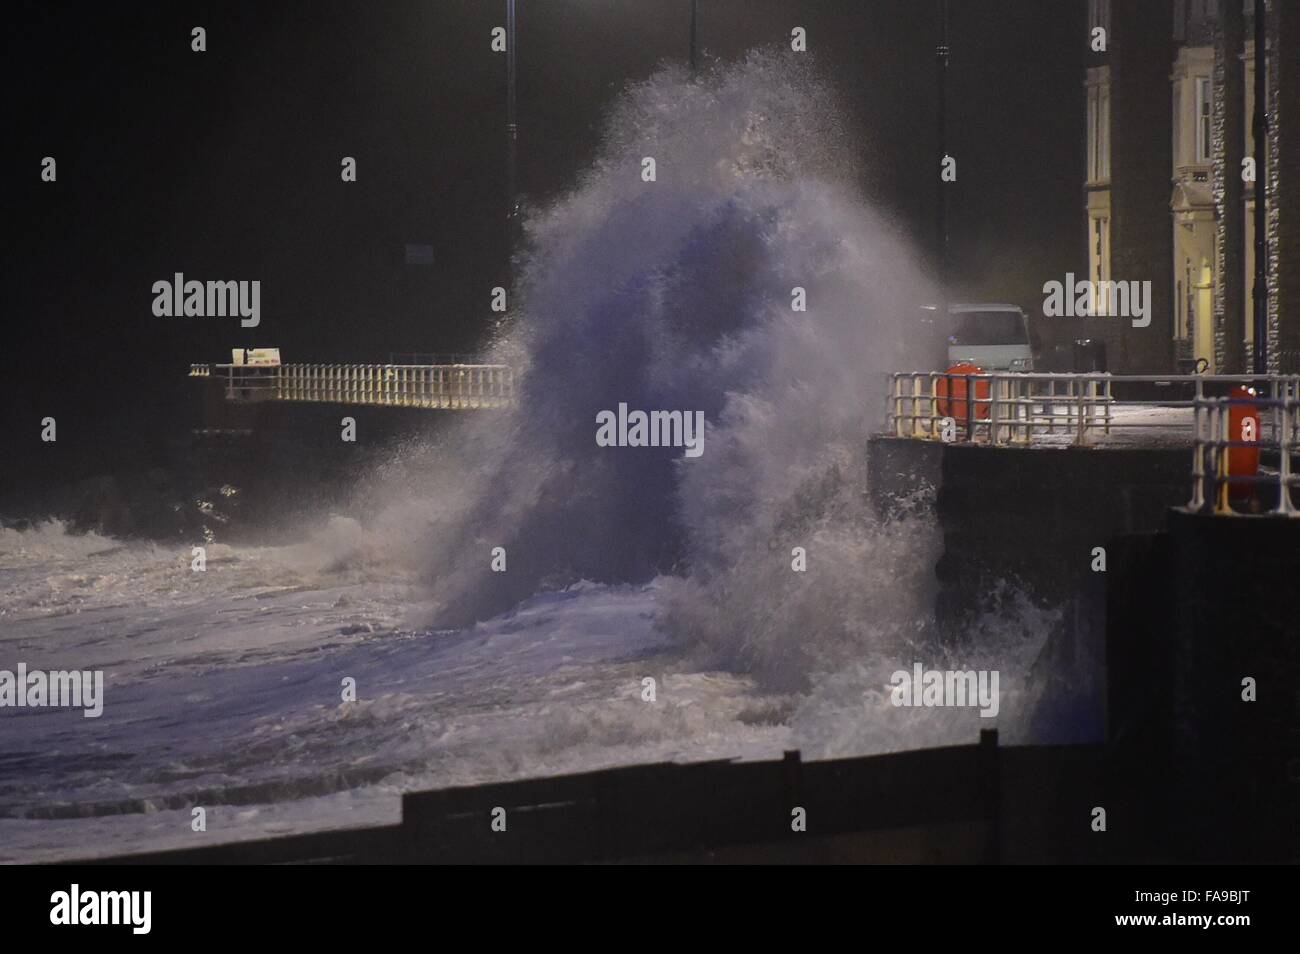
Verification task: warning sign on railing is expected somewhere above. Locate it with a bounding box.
[231,348,281,367]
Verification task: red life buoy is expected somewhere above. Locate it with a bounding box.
[936,363,990,423]
[1227,385,1260,499]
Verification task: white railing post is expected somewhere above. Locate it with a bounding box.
[1273,398,1298,516]
[1217,400,1232,514]
[989,375,1002,446]
[1189,400,1205,511]
[1074,378,1086,446]
[1103,375,1112,435]
[888,374,900,437]
[912,374,924,438]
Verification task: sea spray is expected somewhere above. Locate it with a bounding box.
[344,51,1096,739]
[308,50,1098,745]
[399,52,937,647]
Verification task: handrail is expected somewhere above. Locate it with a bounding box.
[886,371,1300,449]
[191,362,516,410]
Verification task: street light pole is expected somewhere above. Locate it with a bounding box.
[690,0,698,74]
[936,0,950,305]
[506,0,519,230]
[1252,0,1268,374]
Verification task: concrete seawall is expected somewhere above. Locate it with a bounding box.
[867,435,1189,622]
[1109,511,1299,860]
[868,434,1298,861]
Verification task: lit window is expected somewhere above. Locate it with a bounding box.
[1196,77,1212,162]
[1089,216,1111,314]
[1086,73,1110,184]
[1087,87,1098,181]
[1099,85,1109,179]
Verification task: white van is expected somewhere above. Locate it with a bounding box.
[941,303,1034,372]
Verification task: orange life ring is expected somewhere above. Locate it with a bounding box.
[936,363,990,423]
[1227,385,1260,499]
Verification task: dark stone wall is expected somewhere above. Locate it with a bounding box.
[932,442,1188,614]
[868,435,1190,622]
[1108,511,1300,860]
[868,435,1191,753]
[870,435,1297,860]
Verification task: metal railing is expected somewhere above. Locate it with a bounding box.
[189,363,515,410]
[386,352,481,366]
[1188,391,1300,516]
[886,371,1300,449]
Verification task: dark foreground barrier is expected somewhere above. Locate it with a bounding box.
[70,713,1292,864]
[68,734,1122,864]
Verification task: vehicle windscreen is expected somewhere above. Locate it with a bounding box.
[947,311,1028,346]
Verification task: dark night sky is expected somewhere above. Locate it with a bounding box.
[4,0,1085,498]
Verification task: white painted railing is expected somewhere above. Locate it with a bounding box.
[886,371,1300,449]
[189,363,515,410]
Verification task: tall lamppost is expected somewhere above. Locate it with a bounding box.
[506,0,519,230]
[690,0,698,74]
[936,0,950,305]
[1252,0,1268,373]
